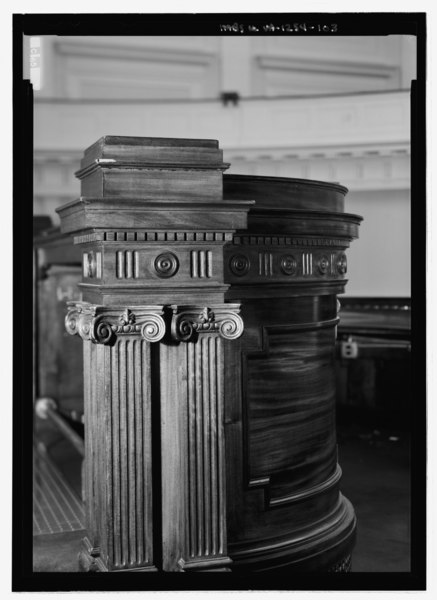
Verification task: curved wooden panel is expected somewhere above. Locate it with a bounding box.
[223,174,347,212]
[224,174,361,572]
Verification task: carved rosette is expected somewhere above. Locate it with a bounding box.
[317,255,330,275]
[229,254,250,277]
[65,302,166,344]
[226,247,350,281]
[154,252,179,278]
[171,304,244,342]
[280,254,297,275]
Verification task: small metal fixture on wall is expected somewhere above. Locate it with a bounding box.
[220,91,240,106]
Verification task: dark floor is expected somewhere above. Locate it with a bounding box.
[338,427,410,572]
[33,414,411,573]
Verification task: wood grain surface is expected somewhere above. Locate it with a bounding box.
[223,173,360,572]
[55,137,361,573]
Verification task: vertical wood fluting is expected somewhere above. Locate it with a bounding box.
[80,341,105,570]
[83,341,94,545]
[80,335,155,571]
[187,335,225,560]
[186,334,228,568]
[106,337,154,570]
[161,332,231,571]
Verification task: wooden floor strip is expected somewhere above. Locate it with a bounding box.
[33,444,85,536]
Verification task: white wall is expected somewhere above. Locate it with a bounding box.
[345,189,411,297]
[28,35,415,299]
[25,34,416,100]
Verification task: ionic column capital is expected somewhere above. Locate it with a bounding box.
[65,302,166,344]
[170,304,244,342]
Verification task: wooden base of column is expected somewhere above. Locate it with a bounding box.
[228,495,356,573]
[78,537,107,572]
[178,557,233,572]
[78,537,159,573]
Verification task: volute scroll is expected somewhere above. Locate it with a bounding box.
[170,304,244,342]
[65,302,166,344]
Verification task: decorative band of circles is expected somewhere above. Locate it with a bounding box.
[230,254,250,277]
[337,253,347,274]
[154,252,179,278]
[280,255,297,276]
[318,255,330,275]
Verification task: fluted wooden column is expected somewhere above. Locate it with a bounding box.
[58,136,250,572]
[160,306,243,571]
[64,304,165,571]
